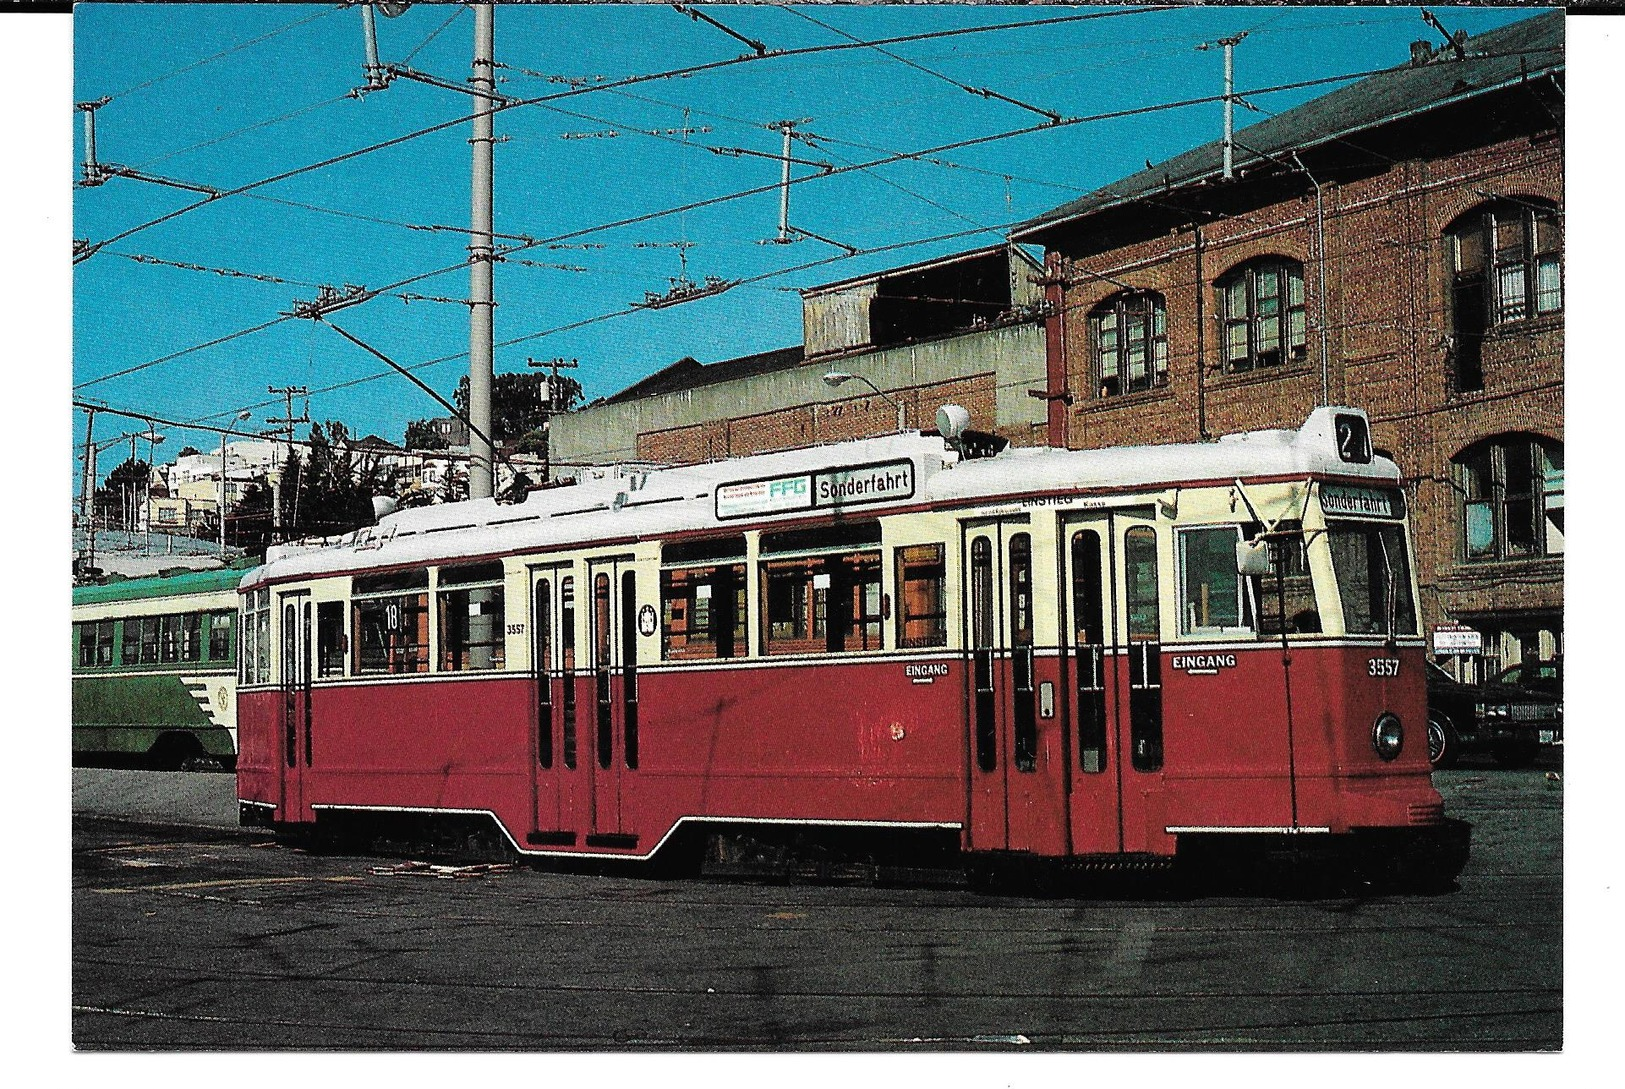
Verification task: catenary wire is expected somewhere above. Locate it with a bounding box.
[97,3,346,102]
[76,5,1182,257]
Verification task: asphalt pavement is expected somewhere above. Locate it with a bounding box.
[70,760,1563,1051]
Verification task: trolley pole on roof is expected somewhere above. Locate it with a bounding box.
[467,3,497,501]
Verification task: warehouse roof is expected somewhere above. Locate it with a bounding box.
[1012,11,1563,242]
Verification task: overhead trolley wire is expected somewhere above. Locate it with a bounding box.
[72,54,1483,394]
[99,4,347,102]
[780,5,1063,124]
[76,5,1179,258]
[398,2,469,68]
[130,93,357,172]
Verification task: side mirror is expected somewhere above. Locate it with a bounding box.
[1236,539,1272,577]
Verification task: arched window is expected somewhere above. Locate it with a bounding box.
[1454,435,1563,562]
[1089,291,1167,397]
[1445,199,1563,392]
[1216,257,1306,373]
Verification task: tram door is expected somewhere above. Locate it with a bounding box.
[961,517,1068,855]
[276,591,313,823]
[585,556,641,846]
[1061,511,1164,855]
[527,566,582,843]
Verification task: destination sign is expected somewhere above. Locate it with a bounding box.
[716,459,915,520]
[715,474,813,520]
[1321,484,1404,520]
[815,461,915,507]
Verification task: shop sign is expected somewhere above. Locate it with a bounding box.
[1432,625,1483,654]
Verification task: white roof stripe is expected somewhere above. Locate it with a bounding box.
[244,407,1398,588]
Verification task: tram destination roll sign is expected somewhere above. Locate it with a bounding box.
[1320,484,1405,519]
[716,459,915,519]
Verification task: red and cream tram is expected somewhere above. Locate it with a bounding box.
[236,405,1466,883]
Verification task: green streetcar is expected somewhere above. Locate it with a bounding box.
[72,564,252,770]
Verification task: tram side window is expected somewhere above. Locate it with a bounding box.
[438,562,506,671]
[208,612,234,661]
[1179,527,1252,635]
[896,544,947,649]
[761,523,883,655]
[316,602,345,677]
[241,589,272,684]
[122,616,162,665]
[1242,521,1322,635]
[353,570,431,674]
[661,564,746,660]
[159,613,204,663]
[77,620,115,668]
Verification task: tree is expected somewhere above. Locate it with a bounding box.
[454,370,583,441]
[403,418,449,450]
[177,445,202,458]
[294,421,395,537]
[94,457,151,531]
[227,478,274,554]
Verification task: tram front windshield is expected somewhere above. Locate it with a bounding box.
[1327,521,1417,636]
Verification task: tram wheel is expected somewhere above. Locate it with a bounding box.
[1426,714,1458,769]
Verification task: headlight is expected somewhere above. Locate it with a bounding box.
[1372,713,1404,761]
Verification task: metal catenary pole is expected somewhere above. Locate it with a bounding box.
[467,3,496,500]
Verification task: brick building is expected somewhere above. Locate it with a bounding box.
[547,244,1049,469]
[1011,12,1563,679]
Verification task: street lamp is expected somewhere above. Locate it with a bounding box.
[220,411,252,556]
[821,369,907,433]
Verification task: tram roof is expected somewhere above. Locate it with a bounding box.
[243,406,1399,589]
[74,563,251,607]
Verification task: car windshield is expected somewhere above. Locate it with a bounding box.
[1326,521,1418,636]
[1494,662,1560,686]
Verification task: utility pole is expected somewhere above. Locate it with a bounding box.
[220,410,252,556]
[1219,33,1246,180]
[526,357,579,484]
[79,407,97,532]
[468,3,497,500]
[267,385,310,542]
[140,425,164,552]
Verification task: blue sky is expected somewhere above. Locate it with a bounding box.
[71,2,1552,484]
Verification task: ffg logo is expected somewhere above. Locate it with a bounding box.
[769,478,808,498]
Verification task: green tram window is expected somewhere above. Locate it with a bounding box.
[77,620,115,669]
[209,613,234,661]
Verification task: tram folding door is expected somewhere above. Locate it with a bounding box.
[961,517,1068,856]
[527,565,583,844]
[1060,510,1165,856]
[277,591,313,824]
[586,556,640,847]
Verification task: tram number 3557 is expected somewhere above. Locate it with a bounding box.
[1367,657,1401,677]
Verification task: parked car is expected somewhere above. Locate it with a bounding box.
[1488,658,1562,698]
[1425,661,1562,769]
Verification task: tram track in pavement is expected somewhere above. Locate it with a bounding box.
[73,760,1562,1051]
